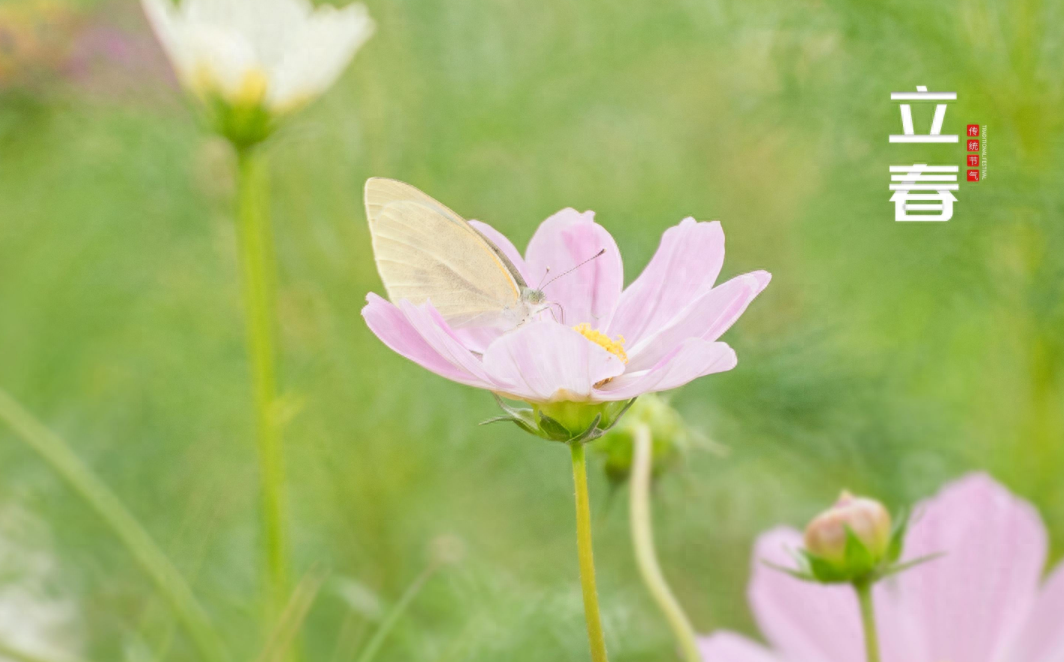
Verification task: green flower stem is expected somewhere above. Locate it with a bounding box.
[854,580,881,662]
[235,146,291,629]
[0,389,229,662]
[630,424,700,662]
[570,442,609,662]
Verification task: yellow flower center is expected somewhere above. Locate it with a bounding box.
[233,68,269,108]
[189,63,269,109]
[573,323,628,363]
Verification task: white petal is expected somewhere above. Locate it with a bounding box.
[267,3,375,110]
[141,0,373,110]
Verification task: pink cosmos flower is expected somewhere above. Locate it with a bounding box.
[362,208,770,405]
[699,473,1064,662]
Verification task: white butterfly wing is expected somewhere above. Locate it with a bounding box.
[365,178,526,328]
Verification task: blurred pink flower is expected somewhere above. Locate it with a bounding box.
[363,209,770,404]
[700,474,1064,662]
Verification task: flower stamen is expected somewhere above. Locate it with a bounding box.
[573,323,628,364]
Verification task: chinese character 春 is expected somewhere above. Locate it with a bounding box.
[890,164,959,221]
[889,86,958,143]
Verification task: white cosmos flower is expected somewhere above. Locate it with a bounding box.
[0,506,82,661]
[141,0,374,114]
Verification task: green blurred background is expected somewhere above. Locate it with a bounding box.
[1,0,1062,659]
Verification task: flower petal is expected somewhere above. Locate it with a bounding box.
[610,218,725,346]
[895,473,1047,662]
[396,299,502,387]
[183,0,306,57]
[625,271,770,372]
[594,339,736,400]
[481,321,625,402]
[361,294,494,389]
[142,0,261,97]
[1010,562,1064,662]
[698,632,781,662]
[267,2,374,110]
[523,209,623,330]
[748,528,883,662]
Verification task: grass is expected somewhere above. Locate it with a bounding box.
[0,0,1062,659]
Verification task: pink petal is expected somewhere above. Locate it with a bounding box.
[624,271,770,372]
[610,219,725,347]
[362,294,495,388]
[481,321,625,402]
[396,300,503,387]
[450,325,504,355]
[698,632,781,662]
[895,473,1048,662]
[748,527,898,662]
[1009,562,1064,662]
[468,219,530,285]
[594,339,736,400]
[523,209,623,330]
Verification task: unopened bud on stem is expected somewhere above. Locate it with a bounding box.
[804,491,892,568]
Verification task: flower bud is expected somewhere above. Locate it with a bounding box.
[596,395,689,484]
[804,491,891,568]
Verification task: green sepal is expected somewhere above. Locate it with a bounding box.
[536,412,573,442]
[763,506,943,589]
[843,526,876,576]
[482,394,541,437]
[760,559,817,583]
[801,549,852,584]
[485,394,637,445]
[886,507,910,564]
[567,414,603,445]
[479,415,538,436]
[205,93,275,150]
[877,552,945,579]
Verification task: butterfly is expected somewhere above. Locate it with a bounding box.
[364,177,553,329]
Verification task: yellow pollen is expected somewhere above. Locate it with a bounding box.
[573,323,628,363]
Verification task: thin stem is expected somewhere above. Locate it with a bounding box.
[354,564,439,662]
[629,424,700,662]
[854,580,881,662]
[0,389,229,662]
[235,145,291,629]
[570,442,609,662]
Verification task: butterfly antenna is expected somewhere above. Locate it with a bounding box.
[540,249,606,291]
[537,266,552,290]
